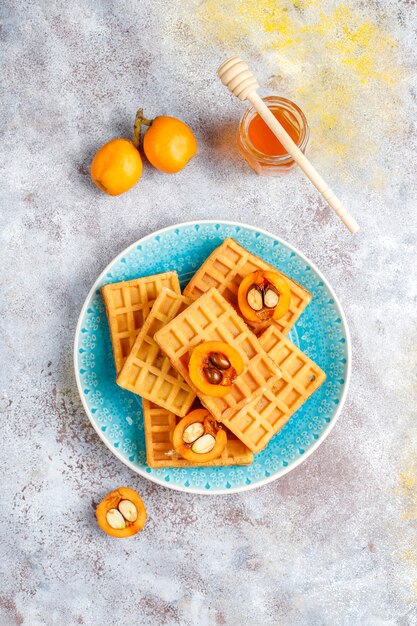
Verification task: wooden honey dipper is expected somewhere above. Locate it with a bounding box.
[217,56,360,234]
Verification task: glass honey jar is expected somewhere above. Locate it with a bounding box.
[237,96,309,176]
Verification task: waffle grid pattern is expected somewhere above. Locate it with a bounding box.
[117,289,195,417]
[220,325,327,453]
[143,399,254,468]
[183,238,311,335]
[101,271,180,373]
[154,287,281,423]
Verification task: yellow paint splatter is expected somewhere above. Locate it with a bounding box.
[192,0,410,185]
[397,460,417,595]
[399,463,417,522]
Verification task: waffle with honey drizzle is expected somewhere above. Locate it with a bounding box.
[101,271,180,374]
[117,288,196,417]
[220,325,326,453]
[183,238,311,335]
[154,287,282,425]
[143,399,254,468]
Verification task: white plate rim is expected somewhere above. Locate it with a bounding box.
[74,219,351,495]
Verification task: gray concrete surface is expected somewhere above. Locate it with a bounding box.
[1,0,416,624]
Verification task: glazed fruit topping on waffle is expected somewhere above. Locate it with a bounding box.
[188,340,244,397]
[172,408,227,463]
[237,270,291,322]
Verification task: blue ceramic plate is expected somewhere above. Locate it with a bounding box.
[74,221,350,494]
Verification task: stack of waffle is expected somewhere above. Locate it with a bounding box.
[101,238,326,467]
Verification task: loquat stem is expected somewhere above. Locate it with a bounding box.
[133,109,153,148]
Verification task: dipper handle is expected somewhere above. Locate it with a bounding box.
[217,56,360,234]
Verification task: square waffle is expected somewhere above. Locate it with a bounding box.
[101,271,180,374]
[117,288,196,417]
[221,325,326,453]
[143,399,254,468]
[183,238,311,335]
[154,287,282,425]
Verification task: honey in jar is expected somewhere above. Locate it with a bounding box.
[237,96,309,176]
